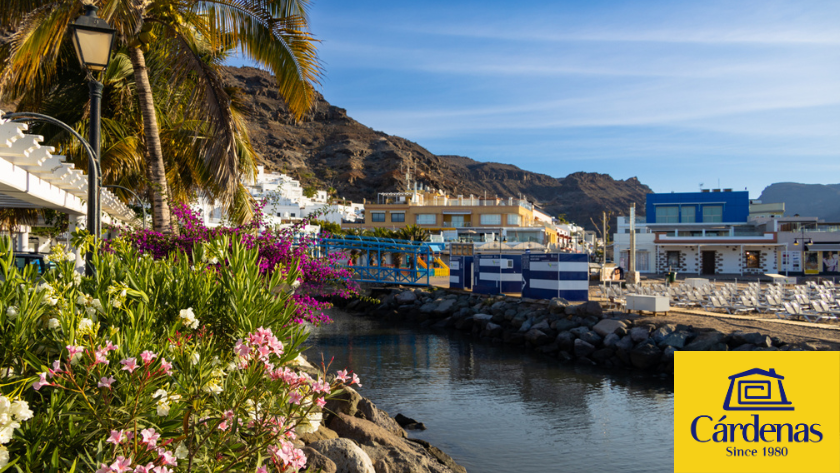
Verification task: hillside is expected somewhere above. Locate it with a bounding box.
[222,66,652,230]
[759,183,840,221]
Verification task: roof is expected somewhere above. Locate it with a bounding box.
[728,368,784,380]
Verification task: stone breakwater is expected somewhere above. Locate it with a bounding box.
[296,358,467,473]
[337,287,824,375]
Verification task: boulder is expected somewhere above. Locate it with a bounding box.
[591,347,615,362]
[518,319,533,333]
[733,343,756,351]
[662,346,676,362]
[574,338,596,358]
[394,291,418,304]
[504,308,518,320]
[525,328,551,346]
[503,331,526,345]
[579,330,602,345]
[548,297,570,313]
[570,326,589,337]
[743,332,773,348]
[532,319,551,332]
[324,384,363,417]
[357,398,407,438]
[630,344,662,369]
[659,331,691,349]
[651,325,676,344]
[419,303,437,315]
[683,331,725,351]
[555,331,576,351]
[581,301,603,318]
[603,333,620,348]
[615,335,634,351]
[407,438,468,473]
[593,319,627,337]
[308,438,374,473]
[303,446,338,473]
[482,322,504,338]
[629,326,653,343]
[432,299,457,316]
[551,318,578,332]
[298,425,339,444]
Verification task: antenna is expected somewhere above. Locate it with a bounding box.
[699,182,704,191]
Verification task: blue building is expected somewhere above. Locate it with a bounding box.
[646,190,749,225]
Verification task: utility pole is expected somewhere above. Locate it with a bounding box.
[602,211,607,263]
[627,203,640,284]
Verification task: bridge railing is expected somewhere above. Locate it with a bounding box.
[319,235,432,286]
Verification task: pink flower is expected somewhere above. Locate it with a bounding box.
[95,464,112,473]
[312,378,331,394]
[140,428,160,449]
[335,369,349,383]
[105,340,119,352]
[351,373,362,387]
[316,397,327,408]
[33,372,52,390]
[109,456,132,473]
[257,345,271,359]
[67,345,84,359]
[98,376,116,388]
[94,348,110,366]
[106,430,125,445]
[234,339,250,358]
[152,467,171,473]
[160,358,173,375]
[120,358,138,373]
[288,391,303,405]
[140,350,157,365]
[158,450,177,466]
[133,463,156,473]
[218,420,229,431]
[256,467,268,473]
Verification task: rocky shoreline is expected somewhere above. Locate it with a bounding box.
[336,286,825,375]
[296,357,467,473]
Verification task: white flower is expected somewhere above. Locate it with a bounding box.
[91,299,103,311]
[72,272,82,286]
[36,282,53,293]
[86,307,97,317]
[75,295,87,306]
[119,289,127,298]
[67,252,76,262]
[70,351,83,365]
[156,400,171,417]
[47,318,60,329]
[0,445,8,468]
[110,299,122,309]
[208,257,219,265]
[190,352,200,366]
[47,297,58,306]
[179,308,199,330]
[174,442,188,460]
[5,306,17,320]
[297,410,323,434]
[225,362,238,372]
[10,401,32,421]
[78,318,94,334]
[201,380,223,395]
[0,421,19,443]
[0,368,14,379]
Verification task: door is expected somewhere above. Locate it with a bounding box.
[702,251,716,275]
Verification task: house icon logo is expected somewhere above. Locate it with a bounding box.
[723,368,794,411]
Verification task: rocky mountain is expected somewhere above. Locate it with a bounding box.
[222,66,652,230]
[759,182,840,221]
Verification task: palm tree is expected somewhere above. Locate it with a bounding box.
[395,224,430,242]
[1,0,320,232]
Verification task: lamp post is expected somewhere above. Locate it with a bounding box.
[69,4,115,275]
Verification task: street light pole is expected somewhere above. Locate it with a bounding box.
[86,80,103,275]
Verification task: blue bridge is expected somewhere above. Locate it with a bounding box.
[320,236,439,286]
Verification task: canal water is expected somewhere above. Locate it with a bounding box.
[304,310,674,473]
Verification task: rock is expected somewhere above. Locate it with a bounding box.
[551,318,578,331]
[407,438,468,473]
[569,326,589,337]
[504,308,518,320]
[490,301,507,315]
[419,302,437,314]
[603,333,620,348]
[574,338,596,358]
[357,399,407,438]
[298,425,339,444]
[432,299,457,316]
[394,291,418,304]
[683,331,725,351]
[733,343,756,351]
[303,446,338,473]
[629,326,653,343]
[548,297,570,313]
[555,331,575,351]
[482,322,504,338]
[404,422,427,431]
[394,413,419,427]
[565,305,578,316]
[430,317,452,330]
[531,319,551,332]
[615,335,634,351]
[630,344,662,369]
[581,301,603,318]
[324,384,363,417]
[525,328,551,346]
[453,316,473,330]
[503,331,526,345]
[659,331,690,349]
[743,332,773,348]
[591,347,615,362]
[308,438,375,473]
[651,325,676,344]
[662,346,676,361]
[593,319,627,337]
[579,330,602,345]
[518,319,533,333]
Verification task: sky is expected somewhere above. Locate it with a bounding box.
[234,0,840,197]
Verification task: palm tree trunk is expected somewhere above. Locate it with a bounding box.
[129,46,172,233]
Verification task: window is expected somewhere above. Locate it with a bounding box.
[680,206,696,223]
[745,251,760,269]
[507,214,522,225]
[390,212,405,223]
[480,214,502,225]
[416,214,436,225]
[290,213,296,217]
[656,206,679,223]
[446,215,466,227]
[703,205,723,223]
[666,251,680,268]
[371,212,385,222]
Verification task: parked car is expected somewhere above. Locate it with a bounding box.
[13,253,55,275]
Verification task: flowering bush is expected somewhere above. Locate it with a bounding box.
[116,203,356,326]
[0,235,360,471]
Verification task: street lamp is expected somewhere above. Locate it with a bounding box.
[69,4,115,275]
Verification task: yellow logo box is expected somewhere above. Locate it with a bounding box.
[675,352,840,473]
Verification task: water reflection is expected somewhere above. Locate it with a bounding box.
[305,310,674,473]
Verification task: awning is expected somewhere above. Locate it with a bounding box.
[442,210,472,215]
[806,244,840,251]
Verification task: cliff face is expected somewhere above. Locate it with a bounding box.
[222,66,652,229]
[759,182,840,221]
